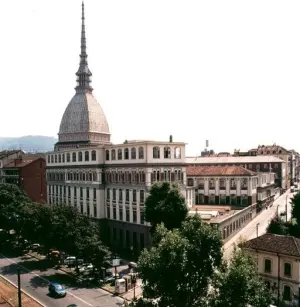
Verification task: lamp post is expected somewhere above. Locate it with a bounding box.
[132,273,137,301]
[256,223,259,238]
[17,267,22,307]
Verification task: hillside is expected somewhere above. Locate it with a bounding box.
[0,136,57,152]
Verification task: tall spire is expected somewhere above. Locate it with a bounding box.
[75,1,93,92]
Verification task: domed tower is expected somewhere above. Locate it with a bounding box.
[55,2,111,151]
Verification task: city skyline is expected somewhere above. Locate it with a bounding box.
[1,0,300,155]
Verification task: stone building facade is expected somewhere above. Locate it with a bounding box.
[46,3,187,252]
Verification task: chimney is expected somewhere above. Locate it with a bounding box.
[169,135,173,142]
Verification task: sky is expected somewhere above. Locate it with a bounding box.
[1,0,300,156]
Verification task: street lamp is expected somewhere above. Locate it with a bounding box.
[256,223,259,238]
[131,273,137,301]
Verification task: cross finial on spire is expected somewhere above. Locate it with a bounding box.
[75,1,93,92]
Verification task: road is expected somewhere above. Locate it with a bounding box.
[224,191,294,259]
[0,255,124,307]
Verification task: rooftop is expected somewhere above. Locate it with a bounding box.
[186,165,256,177]
[241,233,300,257]
[0,150,23,160]
[4,157,40,168]
[186,156,285,164]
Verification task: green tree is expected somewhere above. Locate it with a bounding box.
[145,182,188,233]
[266,215,288,235]
[212,247,272,307]
[0,183,30,232]
[138,215,223,307]
[291,192,300,226]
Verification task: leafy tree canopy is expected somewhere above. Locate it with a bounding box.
[266,215,288,236]
[138,215,223,307]
[291,192,300,226]
[211,247,272,307]
[144,182,188,233]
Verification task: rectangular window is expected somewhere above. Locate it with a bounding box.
[93,188,96,200]
[74,187,77,197]
[106,188,110,200]
[106,205,110,219]
[87,204,90,216]
[133,209,137,223]
[140,190,145,203]
[125,189,130,203]
[284,263,292,277]
[230,179,236,188]
[140,210,144,224]
[113,206,117,219]
[133,189,137,203]
[126,208,130,222]
[264,259,271,273]
[119,189,123,202]
[126,230,130,247]
[86,188,89,199]
[209,179,215,189]
[219,179,225,189]
[119,206,123,221]
[80,187,83,198]
[93,204,97,217]
[80,204,83,214]
[140,233,145,250]
[113,188,116,201]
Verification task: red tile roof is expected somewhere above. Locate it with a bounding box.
[186,165,256,177]
[241,234,300,257]
[4,157,39,168]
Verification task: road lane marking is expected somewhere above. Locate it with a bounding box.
[0,254,93,307]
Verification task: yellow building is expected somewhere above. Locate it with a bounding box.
[242,233,300,305]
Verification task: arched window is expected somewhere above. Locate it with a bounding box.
[78,152,83,162]
[55,155,57,163]
[175,147,181,159]
[118,149,122,160]
[138,147,144,159]
[131,148,136,159]
[111,149,116,160]
[106,150,110,160]
[164,146,171,158]
[93,172,97,181]
[124,148,129,159]
[72,152,77,162]
[58,154,61,163]
[85,151,89,161]
[153,146,160,159]
[92,150,96,161]
[62,154,65,163]
[66,153,70,162]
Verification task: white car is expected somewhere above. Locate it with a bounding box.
[64,256,83,266]
[78,263,94,272]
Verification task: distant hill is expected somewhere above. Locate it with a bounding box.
[0,136,57,152]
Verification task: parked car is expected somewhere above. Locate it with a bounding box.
[128,262,138,269]
[48,282,66,297]
[64,256,83,266]
[78,263,93,272]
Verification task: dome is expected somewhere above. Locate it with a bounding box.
[58,91,110,145]
[55,2,111,150]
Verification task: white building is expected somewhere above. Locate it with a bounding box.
[46,3,186,251]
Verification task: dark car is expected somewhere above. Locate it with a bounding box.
[48,282,66,297]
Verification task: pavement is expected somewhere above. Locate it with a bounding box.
[0,254,125,307]
[223,190,294,259]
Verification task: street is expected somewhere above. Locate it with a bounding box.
[0,255,124,307]
[224,191,294,259]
